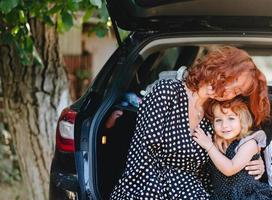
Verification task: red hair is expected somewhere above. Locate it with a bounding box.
[186,46,270,126]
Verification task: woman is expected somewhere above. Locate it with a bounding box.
[110,46,269,199]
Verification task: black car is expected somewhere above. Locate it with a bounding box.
[49,0,272,199]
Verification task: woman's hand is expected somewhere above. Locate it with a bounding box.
[192,127,213,150]
[245,157,265,180]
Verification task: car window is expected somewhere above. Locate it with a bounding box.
[131,46,199,93]
[194,46,272,86]
[251,56,272,86]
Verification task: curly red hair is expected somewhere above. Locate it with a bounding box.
[185,46,270,126]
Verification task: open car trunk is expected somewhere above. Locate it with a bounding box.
[93,35,272,199]
[72,2,272,200]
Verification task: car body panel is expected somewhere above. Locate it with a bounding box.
[72,34,148,199]
[106,0,272,32]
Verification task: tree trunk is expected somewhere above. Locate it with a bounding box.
[0,19,70,200]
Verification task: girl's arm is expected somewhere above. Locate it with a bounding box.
[192,127,259,176]
[214,134,265,179]
[208,139,258,176]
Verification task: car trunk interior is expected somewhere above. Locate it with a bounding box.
[95,39,272,199]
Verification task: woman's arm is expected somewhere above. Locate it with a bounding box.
[192,127,259,176]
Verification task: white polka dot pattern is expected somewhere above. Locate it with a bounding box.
[110,80,213,199]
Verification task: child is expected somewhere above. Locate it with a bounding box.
[192,97,272,199]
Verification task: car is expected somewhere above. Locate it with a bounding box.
[49,0,272,199]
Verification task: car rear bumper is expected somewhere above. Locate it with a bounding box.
[49,150,78,200]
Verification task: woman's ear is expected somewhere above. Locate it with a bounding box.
[207,84,215,96]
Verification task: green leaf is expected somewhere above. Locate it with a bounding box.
[19,10,27,23]
[21,55,32,65]
[33,47,44,67]
[0,32,14,45]
[48,4,63,15]
[18,46,32,65]
[82,8,93,22]
[119,29,130,41]
[31,2,46,18]
[0,0,19,14]
[61,11,73,31]
[94,22,108,37]
[67,0,80,11]
[24,36,33,53]
[98,2,109,21]
[11,26,19,35]
[5,9,19,25]
[95,28,107,37]
[90,0,102,8]
[57,13,64,32]
[43,16,54,26]
[75,69,91,80]
[12,39,32,65]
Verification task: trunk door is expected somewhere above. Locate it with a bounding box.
[106,0,272,32]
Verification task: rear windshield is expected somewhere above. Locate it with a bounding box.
[252,56,272,86]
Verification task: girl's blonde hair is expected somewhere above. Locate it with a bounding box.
[205,98,253,139]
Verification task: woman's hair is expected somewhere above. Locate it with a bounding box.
[206,98,253,139]
[185,46,270,126]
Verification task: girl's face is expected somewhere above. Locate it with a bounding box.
[213,105,241,141]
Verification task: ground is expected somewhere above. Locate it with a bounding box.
[0,181,27,200]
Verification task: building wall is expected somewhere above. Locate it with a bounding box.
[59,26,82,55]
[59,25,117,101]
[82,33,117,80]
[59,27,117,80]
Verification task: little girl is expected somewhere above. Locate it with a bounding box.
[193,97,272,199]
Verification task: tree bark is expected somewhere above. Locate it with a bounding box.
[0,19,70,200]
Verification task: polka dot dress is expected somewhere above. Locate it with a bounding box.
[110,79,213,199]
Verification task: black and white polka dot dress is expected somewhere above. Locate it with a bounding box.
[110,79,213,199]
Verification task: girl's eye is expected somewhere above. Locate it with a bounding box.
[229,117,236,120]
[214,119,222,123]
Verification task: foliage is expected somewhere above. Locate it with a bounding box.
[0,0,111,65]
[75,69,91,80]
[118,27,130,41]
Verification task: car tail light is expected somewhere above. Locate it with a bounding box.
[56,108,77,152]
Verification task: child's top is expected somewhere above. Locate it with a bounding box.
[209,130,272,200]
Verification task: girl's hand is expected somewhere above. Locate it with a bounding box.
[245,157,265,180]
[214,135,228,153]
[192,127,213,150]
